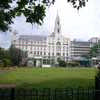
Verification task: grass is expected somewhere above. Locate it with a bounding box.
[0,67,97,89]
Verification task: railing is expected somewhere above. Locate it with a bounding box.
[0,88,100,100]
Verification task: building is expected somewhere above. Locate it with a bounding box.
[89,37,100,44]
[12,13,71,67]
[71,40,90,61]
[89,37,100,65]
[12,13,100,67]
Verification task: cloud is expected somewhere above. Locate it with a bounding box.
[0,32,11,49]
[0,0,100,48]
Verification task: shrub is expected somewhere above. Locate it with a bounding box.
[58,60,66,67]
[3,58,12,67]
[66,62,80,67]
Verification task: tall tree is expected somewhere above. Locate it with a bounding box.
[0,0,88,32]
[9,45,28,66]
[0,47,10,59]
[89,44,100,58]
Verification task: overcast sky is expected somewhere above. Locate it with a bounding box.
[0,0,100,48]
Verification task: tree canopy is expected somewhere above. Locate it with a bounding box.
[89,44,100,58]
[0,0,88,32]
[0,45,28,67]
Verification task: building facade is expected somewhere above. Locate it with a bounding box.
[12,14,71,67]
[12,13,100,67]
[71,41,90,61]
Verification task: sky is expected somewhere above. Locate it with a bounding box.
[0,0,100,48]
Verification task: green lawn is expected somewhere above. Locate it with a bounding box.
[0,67,97,89]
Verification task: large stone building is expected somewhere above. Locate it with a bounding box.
[12,13,100,67]
[12,14,71,67]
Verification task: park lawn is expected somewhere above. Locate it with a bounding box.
[0,67,97,89]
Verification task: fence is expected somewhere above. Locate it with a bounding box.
[0,88,100,100]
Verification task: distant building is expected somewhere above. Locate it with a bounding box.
[89,37,100,47]
[70,41,90,61]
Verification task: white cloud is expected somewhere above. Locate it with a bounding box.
[10,0,100,40]
[0,32,11,48]
[0,0,100,48]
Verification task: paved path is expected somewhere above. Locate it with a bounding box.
[0,84,16,88]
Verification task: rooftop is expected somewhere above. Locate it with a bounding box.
[19,35,47,41]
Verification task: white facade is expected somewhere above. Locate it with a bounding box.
[12,14,71,67]
[12,13,99,66]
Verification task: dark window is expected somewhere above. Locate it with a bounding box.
[57,53,60,56]
[58,28,59,33]
[37,51,39,55]
[57,21,59,25]
[44,52,46,55]
[30,51,32,54]
[34,51,36,55]
[52,53,54,56]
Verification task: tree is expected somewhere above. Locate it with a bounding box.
[3,58,12,67]
[0,47,10,60]
[0,46,27,67]
[9,45,28,66]
[0,47,12,67]
[57,58,66,67]
[0,0,88,32]
[89,44,100,58]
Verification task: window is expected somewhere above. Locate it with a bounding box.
[56,42,61,45]
[34,51,36,55]
[40,52,42,55]
[57,53,60,56]
[44,52,46,55]
[52,53,54,56]
[30,51,32,54]
[58,28,59,33]
[37,51,39,55]
[43,59,47,64]
[57,21,59,25]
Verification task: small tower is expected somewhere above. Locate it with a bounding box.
[11,30,18,45]
[54,12,61,34]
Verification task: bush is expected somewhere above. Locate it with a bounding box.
[58,60,66,67]
[66,62,80,67]
[3,58,12,67]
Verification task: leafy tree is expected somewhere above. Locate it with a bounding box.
[0,47,11,67]
[89,44,100,58]
[58,59,66,67]
[9,45,28,66]
[3,58,12,67]
[0,47,10,59]
[0,46,27,67]
[0,0,88,32]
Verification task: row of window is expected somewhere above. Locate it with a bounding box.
[30,51,68,56]
[18,40,46,44]
[16,45,69,51]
